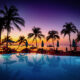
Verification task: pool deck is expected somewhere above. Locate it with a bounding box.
[0,50,80,56]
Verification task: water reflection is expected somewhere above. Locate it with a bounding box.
[16,53,25,62]
[46,55,60,67]
[0,53,80,80]
[26,55,45,72]
[0,54,22,80]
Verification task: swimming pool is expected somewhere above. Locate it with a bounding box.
[0,53,80,80]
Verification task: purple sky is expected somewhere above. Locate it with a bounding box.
[0,0,80,44]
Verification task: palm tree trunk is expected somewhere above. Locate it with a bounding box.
[16,45,20,50]
[6,21,10,49]
[0,31,1,45]
[16,42,22,50]
[69,34,72,51]
[52,38,55,50]
[6,31,9,49]
[36,38,37,47]
[0,31,1,51]
[52,39,54,46]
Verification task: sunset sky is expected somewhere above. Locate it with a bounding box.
[0,0,80,45]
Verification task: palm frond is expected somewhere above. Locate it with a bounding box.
[46,36,51,41]
[38,35,41,40]
[61,29,66,34]
[47,30,60,41]
[62,22,78,36]
[61,28,69,37]
[0,10,6,15]
[54,35,60,39]
[13,21,21,31]
[28,33,34,38]
[76,32,80,42]
[32,37,36,42]
[13,17,25,26]
[0,5,25,34]
[4,5,8,13]
[2,36,13,43]
[38,34,45,38]
[48,30,58,35]
[32,27,41,34]
[17,36,26,42]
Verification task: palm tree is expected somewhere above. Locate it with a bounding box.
[16,36,26,50]
[46,30,60,47]
[61,22,78,51]
[28,27,44,47]
[76,32,80,42]
[2,36,14,45]
[0,5,25,48]
[0,17,5,45]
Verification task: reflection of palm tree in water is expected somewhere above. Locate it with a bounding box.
[0,54,21,80]
[16,53,26,62]
[26,55,45,72]
[46,56,60,67]
[3,54,17,69]
[3,54,12,71]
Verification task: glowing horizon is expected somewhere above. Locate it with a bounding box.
[0,0,80,45]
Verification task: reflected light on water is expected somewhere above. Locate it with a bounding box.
[0,53,80,80]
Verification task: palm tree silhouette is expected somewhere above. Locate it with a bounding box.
[61,22,78,51]
[0,17,5,45]
[28,27,44,47]
[2,36,12,42]
[0,5,25,48]
[76,32,80,42]
[2,36,14,45]
[46,30,60,47]
[16,36,26,50]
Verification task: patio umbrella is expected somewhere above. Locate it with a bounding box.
[41,40,44,47]
[25,40,28,47]
[72,39,76,47]
[72,39,76,51]
[57,40,59,47]
[56,40,59,51]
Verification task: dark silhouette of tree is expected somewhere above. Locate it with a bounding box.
[28,26,44,47]
[61,22,78,51]
[0,17,5,45]
[16,36,26,50]
[46,30,60,47]
[76,32,80,42]
[2,36,14,45]
[0,5,25,48]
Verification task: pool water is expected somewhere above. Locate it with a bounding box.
[0,53,80,80]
